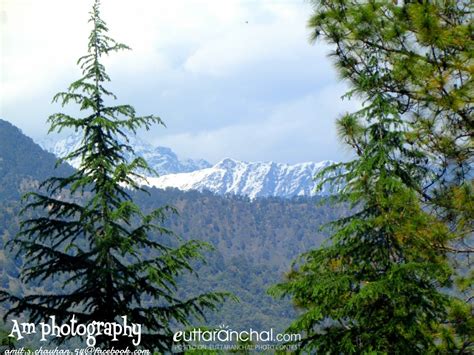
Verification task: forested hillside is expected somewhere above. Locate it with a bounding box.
[0,119,73,200]
[0,190,339,331]
[142,189,340,330]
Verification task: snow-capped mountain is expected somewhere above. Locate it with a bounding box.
[145,158,337,199]
[39,133,339,199]
[39,132,211,175]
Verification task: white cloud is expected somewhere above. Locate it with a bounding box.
[154,84,359,164]
[0,0,356,164]
[1,0,88,101]
[183,2,328,79]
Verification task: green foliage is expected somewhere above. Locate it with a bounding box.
[272,1,472,353]
[0,320,16,351]
[308,0,473,235]
[0,1,226,351]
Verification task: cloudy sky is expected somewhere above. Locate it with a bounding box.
[0,0,358,164]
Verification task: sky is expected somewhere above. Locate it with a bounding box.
[0,0,359,164]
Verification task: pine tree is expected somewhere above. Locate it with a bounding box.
[271,0,472,352]
[1,0,226,351]
[306,0,473,254]
[271,98,454,353]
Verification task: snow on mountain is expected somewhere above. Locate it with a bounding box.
[39,132,211,175]
[39,133,339,199]
[145,158,338,199]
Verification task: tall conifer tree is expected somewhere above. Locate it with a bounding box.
[1,1,225,351]
[271,1,472,353]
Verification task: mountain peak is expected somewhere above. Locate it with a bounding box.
[39,132,211,176]
[215,158,240,169]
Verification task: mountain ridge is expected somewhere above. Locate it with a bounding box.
[39,131,211,175]
[39,132,338,199]
[145,157,335,199]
